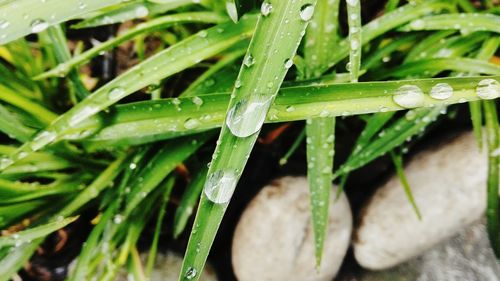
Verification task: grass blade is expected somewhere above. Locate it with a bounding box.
[347,0,361,82]
[303,0,340,267]
[0,0,122,45]
[37,12,228,79]
[1,16,256,170]
[401,13,500,34]
[389,151,422,220]
[179,1,317,280]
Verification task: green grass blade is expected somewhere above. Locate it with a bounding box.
[179,1,317,280]
[1,16,256,170]
[327,0,455,67]
[302,0,339,267]
[363,34,418,69]
[37,12,228,79]
[279,128,306,166]
[0,0,123,45]
[0,104,35,142]
[400,13,500,33]
[79,76,500,147]
[0,217,77,248]
[389,151,422,220]
[484,100,500,257]
[377,58,500,79]
[72,0,192,29]
[404,30,456,63]
[173,166,207,238]
[347,0,361,82]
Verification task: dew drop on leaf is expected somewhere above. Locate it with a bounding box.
[226,97,272,137]
[299,4,315,22]
[108,87,125,100]
[184,118,201,129]
[0,19,10,29]
[429,83,453,100]
[284,59,294,69]
[204,169,238,204]
[135,5,149,17]
[476,78,500,100]
[185,267,197,280]
[31,130,57,151]
[392,85,425,108]
[261,2,273,16]
[243,54,255,67]
[30,19,49,33]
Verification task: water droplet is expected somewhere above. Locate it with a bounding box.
[113,214,124,224]
[0,157,13,169]
[135,6,149,17]
[393,85,425,108]
[299,4,315,22]
[226,1,238,22]
[476,78,500,100]
[429,83,453,100]
[243,54,255,67]
[30,19,49,33]
[129,163,137,170]
[261,2,273,16]
[108,87,125,100]
[286,105,295,112]
[204,169,237,204]
[0,19,10,29]
[234,79,242,89]
[284,59,294,69]
[346,0,358,6]
[184,118,201,129]
[226,97,272,138]
[410,19,425,30]
[192,96,203,107]
[31,131,57,151]
[183,267,197,280]
[69,105,100,126]
[350,38,360,50]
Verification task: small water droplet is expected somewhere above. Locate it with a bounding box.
[31,131,57,151]
[0,19,10,29]
[184,118,201,129]
[226,97,272,138]
[299,4,315,22]
[350,38,360,50]
[393,85,425,108]
[286,105,295,112]
[261,2,273,16]
[429,83,453,100]
[204,169,237,204]
[243,54,255,67]
[30,19,49,33]
[108,87,125,100]
[185,267,197,280]
[113,214,124,224]
[0,157,13,169]
[129,163,137,170]
[476,78,500,100]
[192,96,203,107]
[234,79,242,89]
[410,19,425,30]
[135,6,149,17]
[284,59,294,69]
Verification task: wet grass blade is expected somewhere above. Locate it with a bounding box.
[484,101,500,256]
[0,0,122,45]
[0,217,77,248]
[347,0,361,82]
[1,16,256,170]
[303,0,340,267]
[72,0,192,29]
[400,13,500,34]
[178,1,317,280]
[390,151,422,220]
[173,166,207,238]
[76,76,500,147]
[37,12,228,79]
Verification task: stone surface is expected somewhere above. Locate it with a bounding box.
[339,220,500,281]
[354,131,488,270]
[232,176,352,281]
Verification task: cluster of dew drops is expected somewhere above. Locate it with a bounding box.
[392,78,500,109]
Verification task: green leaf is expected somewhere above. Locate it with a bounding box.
[389,151,422,220]
[179,1,316,280]
[400,13,500,34]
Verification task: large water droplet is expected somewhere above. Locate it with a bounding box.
[261,2,273,16]
[30,19,49,33]
[299,4,315,22]
[226,1,238,23]
[204,169,237,204]
[393,85,425,108]
[429,83,453,100]
[185,267,197,280]
[226,97,272,138]
[108,87,125,100]
[476,78,500,100]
